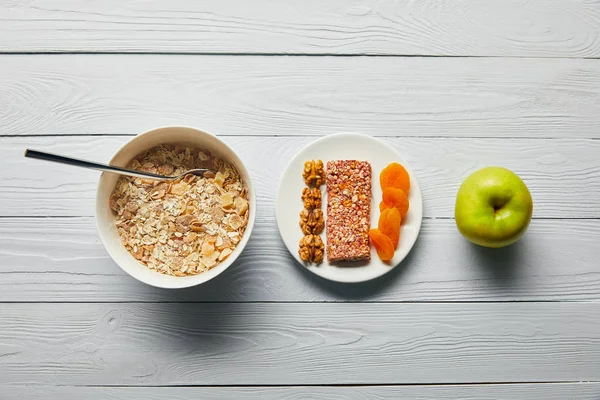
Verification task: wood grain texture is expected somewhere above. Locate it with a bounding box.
[1,303,599,385]
[4,135,600,218]
[1,0,599,57]
[1,217,599,303]
[2,2,600,392]
[3,383,600,400]
[1,56,599,138]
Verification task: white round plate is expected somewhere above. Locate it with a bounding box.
[276,132,423,283]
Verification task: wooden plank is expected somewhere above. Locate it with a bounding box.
[4,135,600,218]
[1,303,599,385]
[1,0,599,57]
[1,56,599,138]
[1,217,599,303]
[3,383,600,400]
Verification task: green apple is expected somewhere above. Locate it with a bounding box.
[455,167,533,248]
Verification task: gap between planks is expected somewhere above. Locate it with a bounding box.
[1,301,599,305]
[51,380,600,388]
[1,216,598,221]
[0,52,599,60]
[5,134,599,140]
[2,300,599,304]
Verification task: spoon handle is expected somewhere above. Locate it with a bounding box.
[24,149,169,180]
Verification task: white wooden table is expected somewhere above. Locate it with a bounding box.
[1,1,600,398]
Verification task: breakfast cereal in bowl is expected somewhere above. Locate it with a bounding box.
[96,126,256,289]
[109,144,249,277]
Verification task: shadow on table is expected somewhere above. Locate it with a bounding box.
[468,237,524,286]
[141,215,428,304]
[295,233,423,301]
[151,300,253,355]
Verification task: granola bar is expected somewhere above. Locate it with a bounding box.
[325,160,372,262]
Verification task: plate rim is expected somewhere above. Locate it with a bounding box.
[275,131,423,283]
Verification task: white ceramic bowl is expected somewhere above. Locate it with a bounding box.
[96,126,256,289]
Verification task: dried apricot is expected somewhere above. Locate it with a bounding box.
[369,229,395,261]
[378,207,401,248]
[380,162,410,193]
[380,187,409,219]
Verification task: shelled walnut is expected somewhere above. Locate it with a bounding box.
[299,159,325,264]
[301,187,322,210]
[302,160,325,187]
[299,209,324,235]
[298,234,325,264]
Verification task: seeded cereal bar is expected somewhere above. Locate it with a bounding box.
[325,160,372,262]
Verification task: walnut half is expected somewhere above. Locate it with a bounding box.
[299,209,324,235]
[298,234,325,264]
[302,160,325,187]
[301,187,322,210]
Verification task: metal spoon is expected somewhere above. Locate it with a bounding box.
[24,149,215,181]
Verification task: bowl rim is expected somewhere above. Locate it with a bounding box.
[95,125,256,289]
